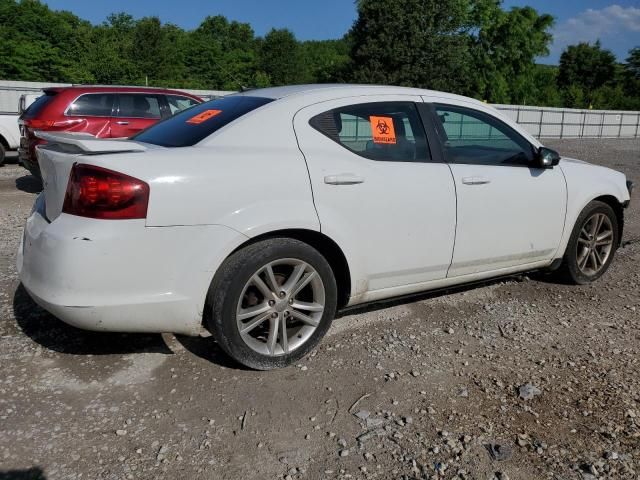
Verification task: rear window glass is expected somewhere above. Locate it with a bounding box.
[132,96,273,147]
[67,94,114,117]
[22,92,57,118]
[167,95,200,115]
[117,94,161,119]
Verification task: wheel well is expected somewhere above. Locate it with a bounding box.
[0,134,8,150]
[594,195,624,246]
[228,229,352,309]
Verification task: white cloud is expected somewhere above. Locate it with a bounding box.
[547,5,640,62]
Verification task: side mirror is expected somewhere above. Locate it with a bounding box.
[536,147,561,168]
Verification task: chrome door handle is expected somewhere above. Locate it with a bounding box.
[115,121,129,125]
[462,176,491,185]
[324,174,365,185]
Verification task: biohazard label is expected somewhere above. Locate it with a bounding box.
[369,116,396,144]
[186,109,222,124]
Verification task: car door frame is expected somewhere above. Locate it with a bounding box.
[418,100,567,277]
[293,94,459,303]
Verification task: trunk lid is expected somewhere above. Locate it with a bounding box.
[35,131,147,221]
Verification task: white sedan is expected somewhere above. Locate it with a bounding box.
[18,85,633,369]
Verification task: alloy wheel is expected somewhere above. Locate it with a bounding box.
[576,213,614,276]
[236,259,325,356]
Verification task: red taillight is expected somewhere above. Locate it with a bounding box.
[23,118,55,129]
[62,164,149,220]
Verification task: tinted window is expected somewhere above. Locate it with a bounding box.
[22,92,56,118]
[167,95,200,115]
[310,102,430,162]
[117,94,161,119]
[435,105,533,165]
[133,96,273,147]
[67,94,114,117]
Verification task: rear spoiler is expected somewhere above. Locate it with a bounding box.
[34,131,147,155]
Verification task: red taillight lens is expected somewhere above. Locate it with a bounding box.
[23,118,55,129]
[63,164,149,220]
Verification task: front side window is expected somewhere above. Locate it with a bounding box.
[310,102,431,162]
[67,94,114,117]
[434,104,534,166]
[167,95,200,115]
[117,94,162,119]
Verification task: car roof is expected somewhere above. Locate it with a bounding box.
[235,83,485,107]
[43,85,201,99]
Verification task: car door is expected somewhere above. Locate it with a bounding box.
[294,96,457,295]
[110,93,163,138]
[426,102,567,277]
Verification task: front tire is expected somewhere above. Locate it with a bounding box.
[558,200,619,284]
[207,238,337,370]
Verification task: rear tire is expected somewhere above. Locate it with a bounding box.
[207,238,337,370]
[0,143,5,166]
[556,201,619,285]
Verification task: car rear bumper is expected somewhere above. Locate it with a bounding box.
[18,204,246,335]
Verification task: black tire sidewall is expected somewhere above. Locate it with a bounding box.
[0,143,5,166]
[564,201,619,284]
[208,238,337,370]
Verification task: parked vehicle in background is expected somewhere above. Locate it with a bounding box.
[0,113,19,166]
[17,85,633,370]
[18,86,202,177]
[0,80,65,165]
[19,93,41,114]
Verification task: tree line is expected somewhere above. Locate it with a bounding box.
[0,0,638,110]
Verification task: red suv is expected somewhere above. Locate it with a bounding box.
[19,86,202,177]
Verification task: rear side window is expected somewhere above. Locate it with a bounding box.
[67,94,114,117]
[132,96,273,147]
[117,94,162,119]
[310,102,431,162]
[167,95,200,115]
[22,92,57,118]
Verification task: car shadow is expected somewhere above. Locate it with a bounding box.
[0,467,46,480]
[13,284,172,356]
[174,335,251,370]
[15,174,42,194]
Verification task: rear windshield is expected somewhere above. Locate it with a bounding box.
[132,95,273,147]
[22,91,57,118]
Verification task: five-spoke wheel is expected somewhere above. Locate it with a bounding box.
[207,238,337,370]
[558,200,619,284]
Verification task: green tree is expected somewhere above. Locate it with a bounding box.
[89,13,138,84]
[299,39,350,83]
[472,6,554,104]
[0,0,94,82]
[348,0,477,93]
[259,28,303,85]
[558,41,616,106]
[184,15,259,90]
[625,47,640,79]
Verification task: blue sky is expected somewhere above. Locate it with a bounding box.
[44,0,640,64]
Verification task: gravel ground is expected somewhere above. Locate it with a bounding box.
[0,139,638,480]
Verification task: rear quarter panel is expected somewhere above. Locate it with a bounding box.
[80,107,320,237]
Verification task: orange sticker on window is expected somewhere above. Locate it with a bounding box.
[369,116,396,144]
[186,109,222,125]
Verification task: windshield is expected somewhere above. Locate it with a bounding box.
[132,95,273,147]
